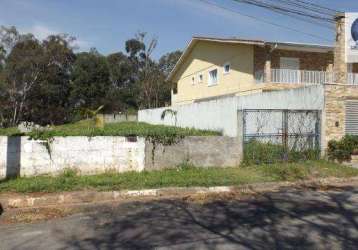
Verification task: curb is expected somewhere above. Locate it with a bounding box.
[1,177,358,210]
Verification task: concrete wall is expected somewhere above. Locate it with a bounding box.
[139,85,325,137]
[0,136,240,179]
[145,136,242,170]
[101,114,137,123]
[0,136,146,179]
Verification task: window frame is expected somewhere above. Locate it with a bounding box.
[223,62,231,74]
[197,73,203,84]
[208,68,218,86]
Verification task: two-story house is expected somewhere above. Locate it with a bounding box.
[168,36,358,106]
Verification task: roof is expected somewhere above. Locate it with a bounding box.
[167,36,333,82]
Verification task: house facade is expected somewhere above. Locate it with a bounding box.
[168,37,358,106]
[140,13,358,153]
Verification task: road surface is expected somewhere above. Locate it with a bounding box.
[0,186,358,250]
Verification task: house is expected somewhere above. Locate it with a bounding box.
[140,14,358,153]
[167,36,358,106]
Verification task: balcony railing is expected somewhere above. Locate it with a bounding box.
[348,73,358,85]
[254,69,358,85]
[271,69,331,85]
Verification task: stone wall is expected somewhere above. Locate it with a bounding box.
[323,84,358,150]
[144,136,242,170]
[0,136,241,179]
[254,46,333,73]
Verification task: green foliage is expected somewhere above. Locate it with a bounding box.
[70,51,112,111]
[0,120,219,139]
[161,109,178,126]
[327,135,358,162]
[243,140,320,165]
[260,164,306,181]
[0,26,181,127]
[1,161,357,193]
[28,129,55,159]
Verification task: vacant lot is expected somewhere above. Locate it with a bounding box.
[0,120,220,137]
[0,161,357,193]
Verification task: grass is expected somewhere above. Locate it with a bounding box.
[0,120,221,137]
[0,160,357,193]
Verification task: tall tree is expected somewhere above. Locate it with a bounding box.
[159,50,182,77]
[70,49,112,112]
[3,38,43,126]
[25,35,76,125]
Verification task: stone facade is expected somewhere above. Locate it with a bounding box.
[254,45,333,76]
[323,85,358,149]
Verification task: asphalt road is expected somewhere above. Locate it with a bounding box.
[0,186,358,250]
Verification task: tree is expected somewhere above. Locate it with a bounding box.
[3,38,44,126]
[159,50,182,77]
[70,49,112,112]
[25,34,76,125]
[107,52,133,89]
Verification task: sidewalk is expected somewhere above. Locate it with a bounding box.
[1,176,358,210]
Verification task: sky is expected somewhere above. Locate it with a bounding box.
[0,0,357,59]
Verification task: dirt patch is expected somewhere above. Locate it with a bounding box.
[0,207,79,225]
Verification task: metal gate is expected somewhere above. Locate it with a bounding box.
[243,109,321,164]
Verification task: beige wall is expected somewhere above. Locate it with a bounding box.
[172,41,255,105]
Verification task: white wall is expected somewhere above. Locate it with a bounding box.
[139,85,325,137]
[0,136,241,179]
[0,136,145,179]
[139,97,239,136]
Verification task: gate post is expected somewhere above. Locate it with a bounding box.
[282,110,289,158]
[237,110,244,164]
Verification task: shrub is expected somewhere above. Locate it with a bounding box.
[327,135,358,162]
[243,140,285,165]
[243,140,320,165]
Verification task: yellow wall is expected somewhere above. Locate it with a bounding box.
[172,41,256,105]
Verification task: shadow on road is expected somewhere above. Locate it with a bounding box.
[54,186,358,249]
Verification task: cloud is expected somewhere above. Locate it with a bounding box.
[21,24,91,51]
[27,24,55,41]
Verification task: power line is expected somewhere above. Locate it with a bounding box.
[232,0,336,24]
[272,0,336,17]
[295,0,340,14]
[198,0,333,42]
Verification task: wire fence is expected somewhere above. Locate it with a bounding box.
[243,109,321,164]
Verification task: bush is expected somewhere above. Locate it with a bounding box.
[327,135,358,162]
[243,140,285,165]
[243,140,320,165]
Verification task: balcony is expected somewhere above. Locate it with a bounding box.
[271,69,332,85]
[348,73,358,85]
[255,69,333,85]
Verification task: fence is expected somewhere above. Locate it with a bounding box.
[271,69,331,85]
[348,73,358,85]
[243,109,321,164]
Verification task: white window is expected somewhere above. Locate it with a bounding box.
[208,69,218,86]
[223,62,231,74]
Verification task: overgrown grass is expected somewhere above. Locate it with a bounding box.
[0,161,357,193]
[0,120,220,137]
[0,127,22,136]
[243,140,320,165]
